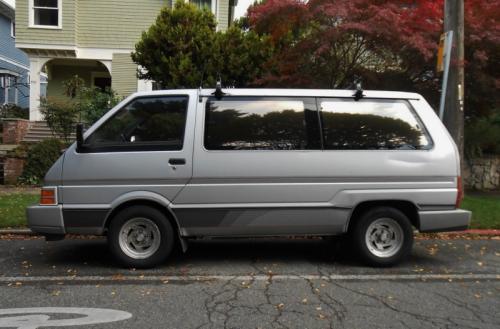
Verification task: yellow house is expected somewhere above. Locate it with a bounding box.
[15,0,237,121]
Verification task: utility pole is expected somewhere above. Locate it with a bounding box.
[443,0,465,172]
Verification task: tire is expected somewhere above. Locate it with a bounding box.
[351,207,413,267]
[108,205,175,268]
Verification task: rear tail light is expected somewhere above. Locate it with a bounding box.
[455,176,463,208]
[40,187,57,205]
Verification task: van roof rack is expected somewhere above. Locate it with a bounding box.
[353,80,364,101]
[212,77,226,100]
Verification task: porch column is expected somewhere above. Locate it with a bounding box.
[29,57,42,121]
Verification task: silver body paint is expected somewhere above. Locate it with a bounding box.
[27,89,471,237]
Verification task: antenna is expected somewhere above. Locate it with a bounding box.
[352,78,364,101]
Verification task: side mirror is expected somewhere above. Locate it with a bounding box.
[76,123,84,153]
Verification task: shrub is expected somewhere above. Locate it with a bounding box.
[465,114,500,158]
[80,87,121,125]
[18,139,65,185]
[0,104,29,119]
[40,98,79,142]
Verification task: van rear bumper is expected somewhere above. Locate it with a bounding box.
[418,209,471,233]
[26,205,65,235]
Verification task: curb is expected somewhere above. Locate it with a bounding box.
[0,229,34,235]
[461,229,500,235]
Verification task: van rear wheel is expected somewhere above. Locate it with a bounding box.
[352,207,413,267]
[108,205,174,268]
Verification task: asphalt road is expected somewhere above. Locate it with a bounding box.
[0,236,498,329]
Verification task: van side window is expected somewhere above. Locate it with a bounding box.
[204,97,321,150]
[319,99,432,150]
[85,96,188,151]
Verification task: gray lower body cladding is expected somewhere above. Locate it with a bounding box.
[173,207,350,237]
[27,205,471,237]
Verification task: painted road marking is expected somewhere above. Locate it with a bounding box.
[0,307,131,329]
[0,273,498,283]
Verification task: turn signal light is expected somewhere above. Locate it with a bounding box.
[40,188,57,205]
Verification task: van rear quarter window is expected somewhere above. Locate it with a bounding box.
[319,99,432,150]
[85,95,188,151]
[204,97,321,150]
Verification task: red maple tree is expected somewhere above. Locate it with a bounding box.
[246,0,498,118]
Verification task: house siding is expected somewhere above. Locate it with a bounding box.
[217,0,229,31]
[111,53,137,97]
[0,11,30,108]
[15,0,76,47]
[77,0,168,49]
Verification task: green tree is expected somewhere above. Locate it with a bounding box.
[132,1,272,88]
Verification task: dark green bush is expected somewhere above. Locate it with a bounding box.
[465,113,500,158]
[18,139,65,185]
[0,104,29,119]
[80,87,121,125]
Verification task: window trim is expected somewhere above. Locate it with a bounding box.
[79,95,190,154]
[29,0,62,29]
[318,98,434,151]
[202,96,322,152]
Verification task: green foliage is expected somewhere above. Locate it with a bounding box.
[132,1,273,88]
[465,113,500,158]
[79,87,121,125]
[40,98,78,142]
[214,26,274,87]
[18,139,65,185]
[62,75,85,99]
[41,75,120,138]
[0,104,29,119]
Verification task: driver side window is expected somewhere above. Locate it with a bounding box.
[85,95,188,152]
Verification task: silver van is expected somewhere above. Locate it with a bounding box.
[27,88,471,267]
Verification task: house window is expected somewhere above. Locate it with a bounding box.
[11,21,15,38]
[31,0,61,28]
[191,0,212,11]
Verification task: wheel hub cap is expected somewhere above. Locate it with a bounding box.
[365,217,404,258]
[118,218,161,260]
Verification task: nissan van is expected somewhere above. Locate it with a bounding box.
[27,88,471,267]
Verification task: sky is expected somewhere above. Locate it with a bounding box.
[234,0,254,18]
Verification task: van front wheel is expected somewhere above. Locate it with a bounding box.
[352,207,413,267]
[108,206,174,268]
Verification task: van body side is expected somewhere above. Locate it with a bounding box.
[27,88,471,266]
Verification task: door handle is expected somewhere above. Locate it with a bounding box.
[169,158,186,165]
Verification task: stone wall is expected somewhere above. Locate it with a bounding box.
[464,156,500,190]
[3,157,25,185]
[2,119,32,144]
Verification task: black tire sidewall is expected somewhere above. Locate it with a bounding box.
[353,207,413,267]
[108,205,175,268]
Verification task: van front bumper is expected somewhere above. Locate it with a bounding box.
[26,204,65,235]
[418,209,471,233]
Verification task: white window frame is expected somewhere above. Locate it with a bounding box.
[11,20,15,38]
[29,0,62,29]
